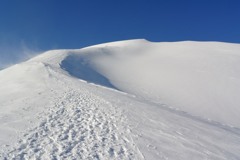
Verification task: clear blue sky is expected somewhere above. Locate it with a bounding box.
[0,0,240,68]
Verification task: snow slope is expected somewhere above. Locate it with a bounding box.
[64,39,240,128]
[0,39,240,159]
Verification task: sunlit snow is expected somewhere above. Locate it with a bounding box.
[0,39,240,159]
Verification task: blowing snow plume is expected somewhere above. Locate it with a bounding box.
[0,42,41,69]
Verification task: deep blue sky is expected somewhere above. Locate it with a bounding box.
[0,0,240,68]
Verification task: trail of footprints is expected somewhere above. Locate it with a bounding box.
[6,86,138,160]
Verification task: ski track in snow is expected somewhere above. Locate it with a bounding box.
[2,68,142,160]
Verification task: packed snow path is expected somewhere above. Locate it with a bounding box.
[4,71,141,159]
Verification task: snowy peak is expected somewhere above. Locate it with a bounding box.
[1,39,240,159]
[2,39,240,128]
[82,39,149,49]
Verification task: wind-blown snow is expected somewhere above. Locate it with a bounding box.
[0,39,240,159]
[63,40,240,128]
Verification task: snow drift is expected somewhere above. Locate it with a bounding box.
[32,39,240,127]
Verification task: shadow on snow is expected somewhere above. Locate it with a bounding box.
[61,54,118,90]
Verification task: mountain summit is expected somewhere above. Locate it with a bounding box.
[1,40,240,159]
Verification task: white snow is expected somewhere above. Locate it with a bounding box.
[0,39,240,159]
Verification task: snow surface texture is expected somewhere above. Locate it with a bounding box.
[0,39,240,159]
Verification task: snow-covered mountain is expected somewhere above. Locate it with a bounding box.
[0,39,240,159]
